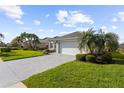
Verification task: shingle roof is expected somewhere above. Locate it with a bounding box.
[60,31,81,38]
[39,38,49,43]
[50,31,81,40]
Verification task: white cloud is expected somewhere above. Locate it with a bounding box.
[59,31,71,35]
[46,14,50,17]
[34,20,41,25]
[2,32,10,36]
[119,38,124,44]
[0,6,24,25]
[63,24,75,27]
[15,20,24,25]
[0,6,23,20]
[56,10,68,23]
[118,12,124,21]
[111,25,118,30]
[75,27,89,31]
[56,10,94,27]
[100,25,109,33]
[50,29,54,32]
[112,17,118,22]
[2,32,13,43]
[38,29,54,32]
[21,27,32,30]
[113,12,124,22]
[38,29,44,32]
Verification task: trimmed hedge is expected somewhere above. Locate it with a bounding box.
[42,49,49,55]
[75,52,124,64]
[112,52,124,59]
[112,58,124,64]
[86,54,95,62]
[102,52,112,64]
[23,48,29,50]
[0,47,11,52]
[76,54,86,61]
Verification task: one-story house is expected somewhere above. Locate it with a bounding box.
[48,31,89,55]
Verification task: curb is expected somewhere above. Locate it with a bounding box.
[0,58,3,62]
[7,82,27,88]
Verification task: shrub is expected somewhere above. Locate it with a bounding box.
[102,52,112,64]
[96,56,102,63]
[76,54,86,61]
[5,47,11,52]
[23,48,29,50]
[49,50,55,53]
[96,52,112,64]
[86,54,95,62]
[42,49,49,55]
[112,58,124,64]
[112,52,124,59]
[0,47,11,52]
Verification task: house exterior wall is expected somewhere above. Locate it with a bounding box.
[48,41,56,51]
[55,42,60,53]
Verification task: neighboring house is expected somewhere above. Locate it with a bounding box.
[39,38,50,49]
[48,31,89,55]
[120,43,124,49]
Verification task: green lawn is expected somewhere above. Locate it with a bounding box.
[23,61,124,88]
[0,50,44,61]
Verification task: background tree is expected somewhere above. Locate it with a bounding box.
[11,36,23,48]
[0,33,4,54]
[0,33,4,43]
[11,32,40,50]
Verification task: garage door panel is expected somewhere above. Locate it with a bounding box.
[60,41,80,55]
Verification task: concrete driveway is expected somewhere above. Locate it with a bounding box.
[0,53,75,88]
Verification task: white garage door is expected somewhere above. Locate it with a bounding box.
[60,40,80,55]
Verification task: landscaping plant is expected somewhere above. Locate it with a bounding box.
[78,28,119,64]
[76,54,86,61]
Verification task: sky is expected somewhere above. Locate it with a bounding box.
[0,5,124,43]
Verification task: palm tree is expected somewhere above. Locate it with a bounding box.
[104,32,119,52]
[94,30,106,54]
[11,32,40,50]
[20,32,29,48]
[93,30,119,54]
[30,33,40,50]
[78,28,119,55]
[78,28,95,54]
